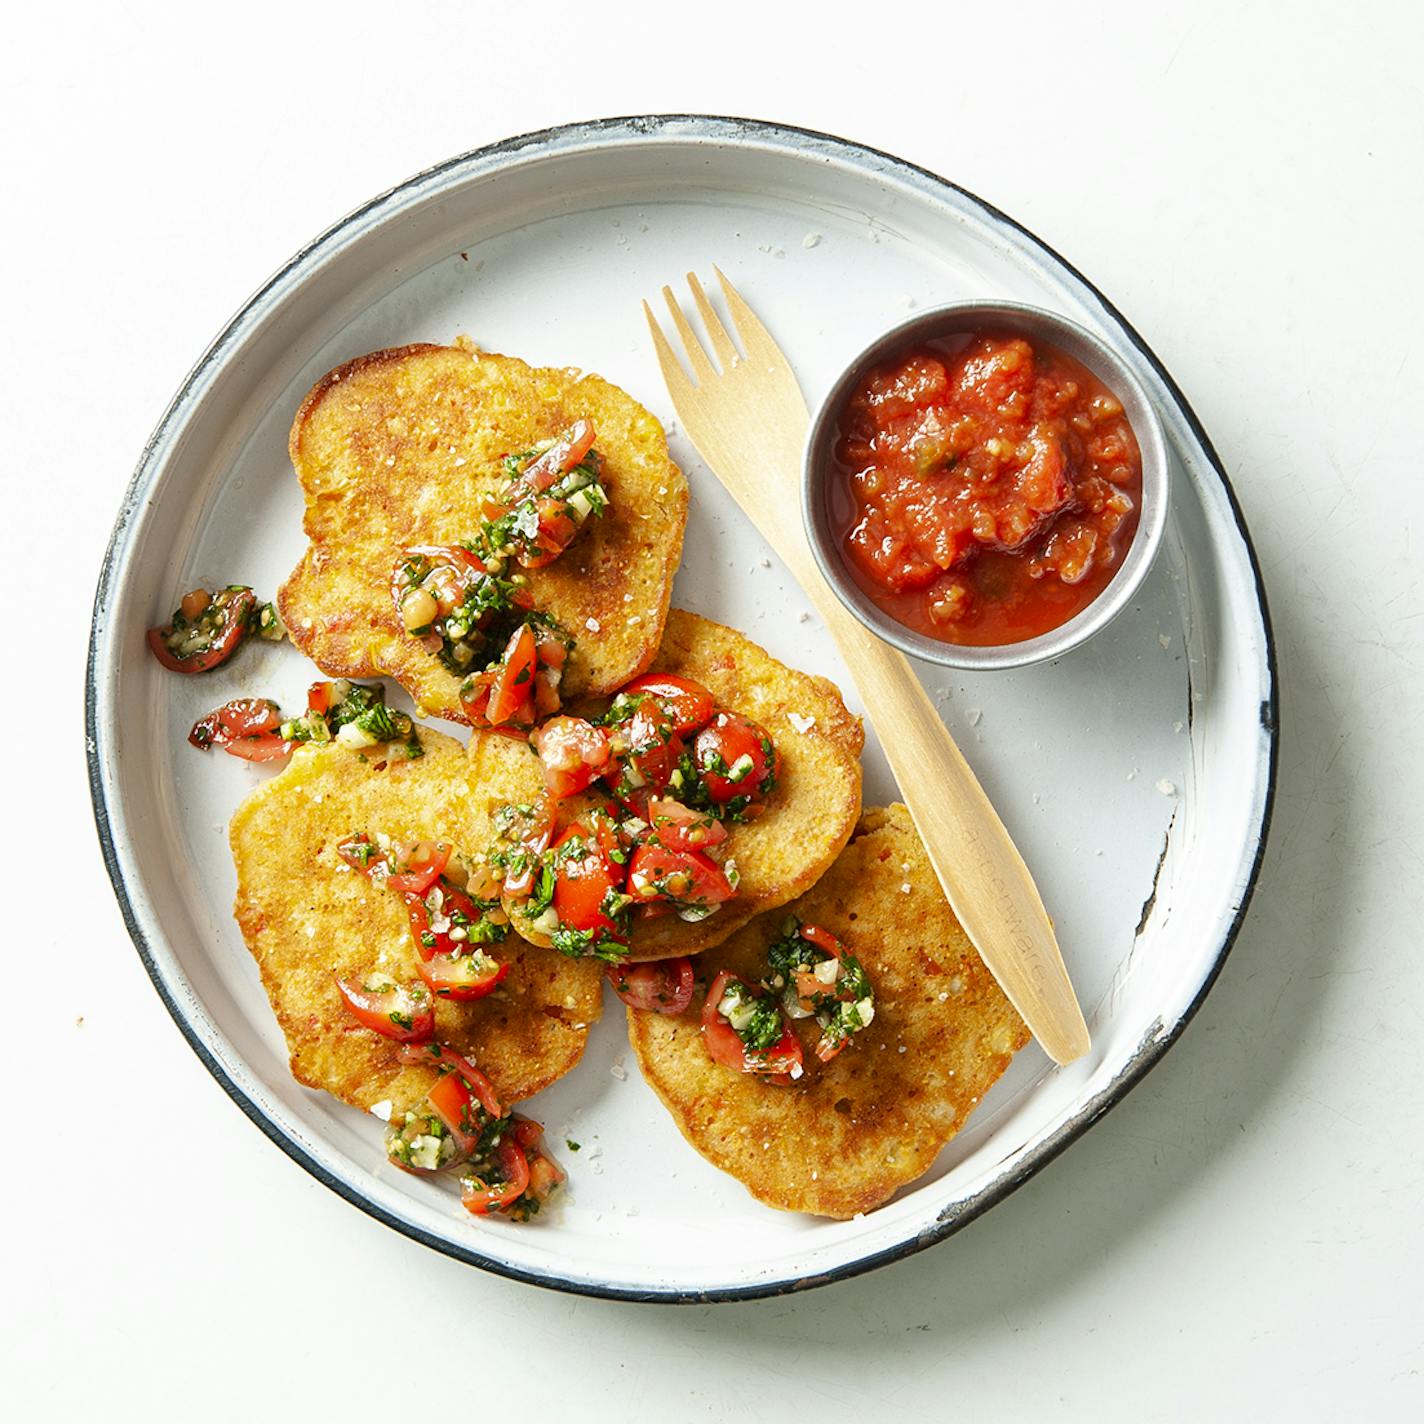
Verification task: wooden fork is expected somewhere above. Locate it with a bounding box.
[644,268,1090,1065]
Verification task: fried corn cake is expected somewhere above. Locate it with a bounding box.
[230,726,602,1116]
[627,804,1030,1217]
[465,608,864,960]
[279,343,687,721]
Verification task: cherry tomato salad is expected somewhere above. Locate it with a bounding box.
[323,846,560,1219]
[392,421,608,730]
[147,584,284,674]
[338,832,511,1003]
[764,919,875,1063]
[382,1044,562,1220]
[492,672,781,960]
[703,968,807,1084]
[189,679,421,764]
[143,441,817,1219]
[700,919,876,1083]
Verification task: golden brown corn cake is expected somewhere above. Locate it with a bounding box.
[230,726,602,1116]
[279,343,687,721]
[465,608,864,960]
[627,804,1029,1217]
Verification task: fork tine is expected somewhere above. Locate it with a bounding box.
[686,272,740,370]
[713,265,782,364]
[660,286,716,383]
[642,300,697,404]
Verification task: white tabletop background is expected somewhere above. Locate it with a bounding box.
[6,1,1420,1416]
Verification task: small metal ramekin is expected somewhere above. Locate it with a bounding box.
[802,300,1170,670]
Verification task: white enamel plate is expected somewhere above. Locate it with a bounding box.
[87,117,1276,1301]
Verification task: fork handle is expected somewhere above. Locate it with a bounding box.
[771,510,1090,1066]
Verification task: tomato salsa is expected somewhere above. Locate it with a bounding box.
[832,332,1142,646]
[489,672,780,961]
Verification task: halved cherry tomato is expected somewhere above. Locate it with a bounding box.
[333,973,434,1043]
[415,951,508,1002]
[524,1149,564,1201]
[693,711,780,813]
[509,1118,565,1208]
[406,880,489,961]
[759,1023,806,1082]
[620,674,715,736]
[626,843,734,908]
[551,826,621,935]
[147,586,256,674]
[188,697,281,750]
[508,421,597,498]
[701,970,804,1083]
[510,1118,544,1152]
[518,499,579,569]
[702,971,752,1072]
[526,1144,563,1190]
[607,958,695,1015]
[532,716,613,799]
[222,733,293,763]
[461,1138,530,1216]
[422,1074,487,1156]
[387,841,452,898]
[604,700,683,817]
[484,624,538,726]
[481,423,600,569]
[401,1036,506,1133]
[646,797,728,853]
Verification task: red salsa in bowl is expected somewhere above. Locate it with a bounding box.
[830,332,1144,647]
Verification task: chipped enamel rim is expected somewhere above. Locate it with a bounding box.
[86,116,1277,1303]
